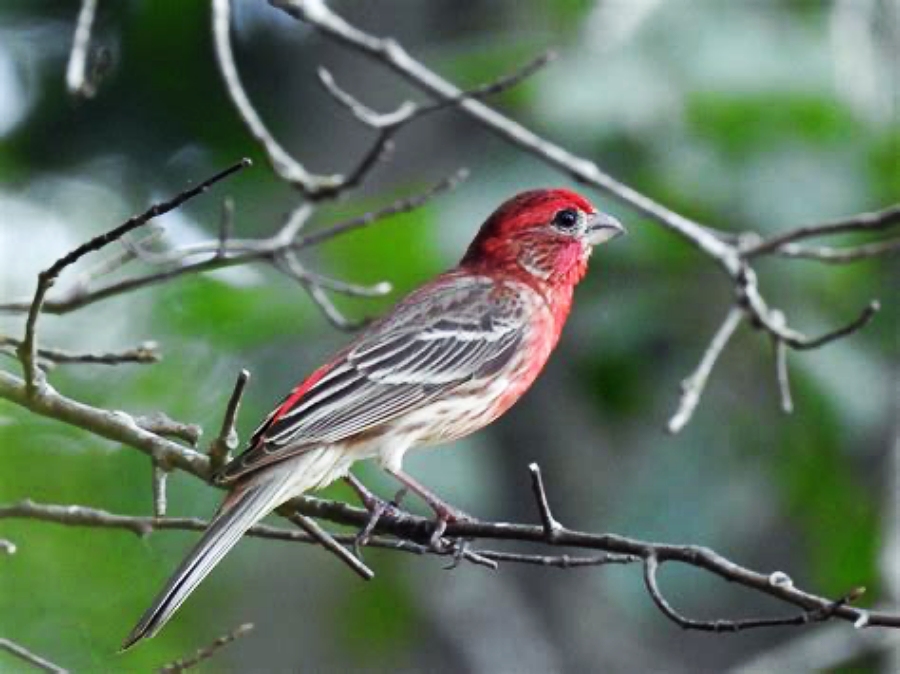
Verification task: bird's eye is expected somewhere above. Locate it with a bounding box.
[552,208,579,230]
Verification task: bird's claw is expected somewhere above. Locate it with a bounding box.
[352,487,407,559]
[427,506,477,556]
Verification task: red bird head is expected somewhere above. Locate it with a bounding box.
[461,189,625,286]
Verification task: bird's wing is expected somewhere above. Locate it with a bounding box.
[216,275,529,483]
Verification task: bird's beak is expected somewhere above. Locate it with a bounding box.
[585,212,626,245]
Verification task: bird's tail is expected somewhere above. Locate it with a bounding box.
[121,450,341,651]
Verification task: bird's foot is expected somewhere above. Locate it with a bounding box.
[427,503,477,552]
[344,474,407,558]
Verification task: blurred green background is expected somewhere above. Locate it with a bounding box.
[0,1,897,672]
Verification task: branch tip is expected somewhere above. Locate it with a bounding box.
[158,622,254,673]
[528,463,563,540]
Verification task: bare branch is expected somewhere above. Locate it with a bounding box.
[14,158,251,395]
[766,237,900,263]
[0,336,159,368]
[4,490,897,631]
[283,511,374,580]
[317,51,554,190]
[208,369,250,472]
[741,203,900,258]
[0,370,212,479]
[157,623,253,674]
[294,169,468,250]
[318,68,416,127]
[269,0,736,265]
[741,274,880,351]
[152,464,169,518]
[0,174,462,319]
[0,638,68,674]
[668,307,743,433]
[476,550,640,569]
[774,336,794,414]
[134,413,203,447]
[65,0,99,99]
[528,462,563,541]
[274,252,364,330]
[212,0,341,196]
[643,555,867,632]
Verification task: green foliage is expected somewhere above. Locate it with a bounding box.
[686,92,862,157]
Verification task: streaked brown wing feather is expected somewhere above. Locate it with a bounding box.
[216,275,527,483]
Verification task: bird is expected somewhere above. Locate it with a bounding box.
[122,188,625,650]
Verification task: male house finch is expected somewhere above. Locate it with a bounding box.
[123,189,625,649]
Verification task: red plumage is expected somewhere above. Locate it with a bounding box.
[123,189,625,649]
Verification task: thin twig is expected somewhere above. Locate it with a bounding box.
[767,237,900,263]
[293,169,468,250]
[75,226,165,285]
[274,252,363,331]
[317,51,555,189]
[0,638,68,674]
[212,0,341,195]
[0,337,159,368]
[740,272,880,351]
[208,369,250,472]
[152,464,168,518]
[270,0,736,265]
[157,623,253,674]
[771,312,794,414]
[0,173,463,318]
[668,307,743,433]
[643,555,867,632]
[741,204,900,258]
[528,462,563,541]
[65,0,99,98]
[15,158,251,395]
[134,413,203,447]
[475,550,640,568]
[283,511,374,581]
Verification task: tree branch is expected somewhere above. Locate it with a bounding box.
[157,623,253,674]
[208,369,250,472]
[14,158,251,396]
[0,173,463,320]
[2,483,897,632]
[0,336,160,369]
[0,638,68,674]
[668,307,743,434]
[740,204,900,258]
